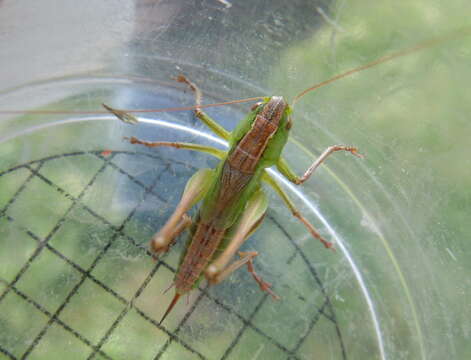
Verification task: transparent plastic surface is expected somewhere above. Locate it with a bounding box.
[1,1,470,359]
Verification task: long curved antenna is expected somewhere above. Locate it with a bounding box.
[0,96,265,115]
[292,27,471,106]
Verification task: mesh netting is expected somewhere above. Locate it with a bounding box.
[0,150,346,360]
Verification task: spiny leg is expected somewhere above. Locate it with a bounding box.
[262,172,333,249]
[175,74,230,140]
[241,252,279,300]
[150,168,214,257]
[204,189,279,299]
[277,145,363,185]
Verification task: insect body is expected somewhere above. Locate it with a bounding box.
[104,77,362,323]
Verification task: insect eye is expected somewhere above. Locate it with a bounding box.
[251,102,263,111]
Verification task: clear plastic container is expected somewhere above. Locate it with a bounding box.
[1,1,470,359]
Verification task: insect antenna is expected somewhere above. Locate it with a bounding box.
[0,97,265,115]
[291,27,471,107]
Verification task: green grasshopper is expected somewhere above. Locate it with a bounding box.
[102,28,471,324]
[103,73,363,323]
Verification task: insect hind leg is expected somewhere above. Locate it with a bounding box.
[150,168,214,258]
[150,214,192,261]
[204,189,279,299]
[210,251,280,300]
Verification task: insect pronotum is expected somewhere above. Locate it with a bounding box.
[1,27,469,324]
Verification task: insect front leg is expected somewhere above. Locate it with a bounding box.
[175,74,230,140]
[277,145,363,185]
[150,168,214,257]
[204,189,279,299]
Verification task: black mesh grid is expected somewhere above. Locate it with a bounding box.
[0,150,347,360]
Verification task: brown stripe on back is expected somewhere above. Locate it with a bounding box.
[228,96,286,174]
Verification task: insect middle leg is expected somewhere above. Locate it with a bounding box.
[123,136,226,159]
[103,105,226,158]
[204,189,279,299]
[277,145,363,185]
